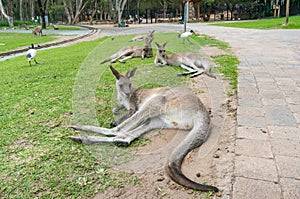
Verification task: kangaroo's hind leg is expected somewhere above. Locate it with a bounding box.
[119,55,133,63]
[69,117,165,145]
[178,70,198,76]
[70,125,118,136]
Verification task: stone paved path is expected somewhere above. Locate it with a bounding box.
[187,23,300,199]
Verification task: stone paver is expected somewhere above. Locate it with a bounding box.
[187,23,300,199]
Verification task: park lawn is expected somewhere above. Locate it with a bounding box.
[211,15,300,29]
[0,32,237,198]
[0,32,59,53]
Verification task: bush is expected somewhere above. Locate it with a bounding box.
[0,20,37,28]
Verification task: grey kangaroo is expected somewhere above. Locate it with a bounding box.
[32,27,42,36]
[154,42,216,79]
[69,66,218,192]
[129,30,155,42]
[100,34,154,64]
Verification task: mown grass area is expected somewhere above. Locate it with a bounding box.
[0,32,238,198]
[0,32,59,53]
[211,15,300,29]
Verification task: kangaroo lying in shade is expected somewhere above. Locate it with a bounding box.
[69,66,219,192]
[100,35,154,64]
[154,42,216,79]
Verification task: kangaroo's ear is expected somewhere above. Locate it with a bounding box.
[163,42,168,47]
[110,65,122,80]
[155,42,159,47]
[126,67,137,78]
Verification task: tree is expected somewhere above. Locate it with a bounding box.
[115,0,127,25]
[0,0,13,26]
[37,0,48,29]
[63,0,92,24]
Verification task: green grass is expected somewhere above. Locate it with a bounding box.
[0,38,140,198]
[0,32,59,53]
[0,32,237,198]
[212,54,239,94]
[211,15,300,29]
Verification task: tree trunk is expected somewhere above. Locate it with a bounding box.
[285,0,290,25]
[30,0,35,19]
[89,0,98,25]
[63,0,72,24]
[0,0,13,26]
[115,0,127,25]
[20,0,23,21]
[37,0,47,29]
[72,0,89,24]
[163,0,167,18]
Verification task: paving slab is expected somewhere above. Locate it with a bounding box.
[187,23,300,198]
[233,177,281,199]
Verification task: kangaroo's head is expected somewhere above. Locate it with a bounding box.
[155,42,167,58]
[149,30,155,38]
[110,66,137,99]
[143,37,153,57]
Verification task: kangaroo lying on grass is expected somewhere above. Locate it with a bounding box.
[100,34,154,64]
[69,66,219,192]
[129,30,155,42]
[154,42,216,79]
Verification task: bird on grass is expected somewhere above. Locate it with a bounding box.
[178,30,196,44]
[26,44,38,66]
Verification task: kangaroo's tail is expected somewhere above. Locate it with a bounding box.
[165,110,218,192]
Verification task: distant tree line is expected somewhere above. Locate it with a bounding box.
[0,0,299,27]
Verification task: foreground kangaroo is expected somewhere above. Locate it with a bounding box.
[154,42,216,79]
[100,34,154,64]
[69,66,218,192]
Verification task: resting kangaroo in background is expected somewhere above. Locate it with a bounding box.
[69,66,219,192]
[100,36,154,64]
[154,42,216,79]
[129,30,155,42]
[32,27,42,36]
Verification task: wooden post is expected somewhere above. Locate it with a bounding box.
[184,1,189,32]
[285,0,290,25]
[197,1,200,22]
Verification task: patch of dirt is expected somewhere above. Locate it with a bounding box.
[93,46,237,199]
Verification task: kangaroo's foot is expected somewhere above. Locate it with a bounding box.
[68,135,130,146]
[178,71,198,76]
[69,125,118,136]
[110,120,118,128]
